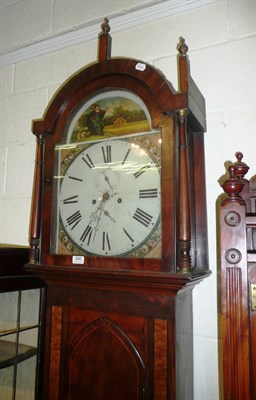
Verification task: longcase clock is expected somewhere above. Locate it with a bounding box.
[26,19,210,400]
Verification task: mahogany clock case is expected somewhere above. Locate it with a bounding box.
[25,21,210,400]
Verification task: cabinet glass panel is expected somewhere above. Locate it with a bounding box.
[0,292,18,333]
[16,357,37,400]
[0,365,14,400]
[0,288,43,400]
[20,290,40,328]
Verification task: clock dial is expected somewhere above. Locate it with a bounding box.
[56,134,161,257]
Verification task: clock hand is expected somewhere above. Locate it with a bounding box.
[102,170,113,190]
[91,200,106,240]
[90,192,110,220]
[89,196,106,223]
[103,209,116,223]
[89,192,111,239]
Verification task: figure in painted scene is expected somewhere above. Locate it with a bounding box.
[87,104,109,135]
[70,95,151,142]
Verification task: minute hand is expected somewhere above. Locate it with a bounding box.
[89,196,107,239]
[102,170,113,190]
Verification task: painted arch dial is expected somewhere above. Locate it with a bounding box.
[58,136,161,257]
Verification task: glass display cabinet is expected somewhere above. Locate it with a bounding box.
[0,246,45,400]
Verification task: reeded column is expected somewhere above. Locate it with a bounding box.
[29,133,45,263]
[177,108,191,272]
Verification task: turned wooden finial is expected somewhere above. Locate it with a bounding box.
[98,18,112,62]
[177,37,189,56]
[101,17,110,34]
[222,165,244,204]
[234,151,251,211]
[234,151,250,180]
[177,37,189,93]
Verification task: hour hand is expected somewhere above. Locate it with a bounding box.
[103,209,116,223]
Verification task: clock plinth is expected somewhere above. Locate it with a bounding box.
[26,21,210,399]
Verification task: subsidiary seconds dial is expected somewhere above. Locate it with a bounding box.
[59,137,161,256]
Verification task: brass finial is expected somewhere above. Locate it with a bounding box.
[177,37,189,56]
[101,18,110,34]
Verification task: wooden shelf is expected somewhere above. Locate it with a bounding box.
[0,324,39,338]
[0,340,37,369]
